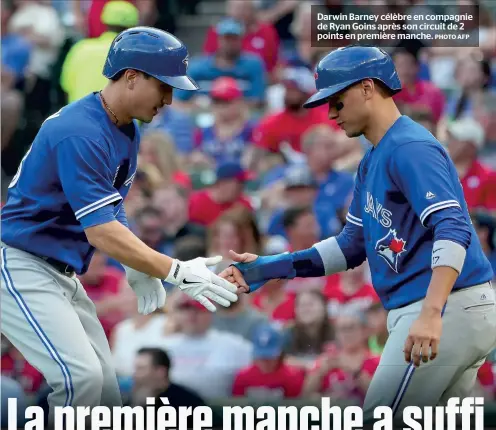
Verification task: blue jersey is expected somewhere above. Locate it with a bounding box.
[337,115,493,310]
[195,119,256,164]
[1,93,139,274]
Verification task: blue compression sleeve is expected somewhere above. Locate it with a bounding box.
[292,247,326,277]
[232,247,325,293]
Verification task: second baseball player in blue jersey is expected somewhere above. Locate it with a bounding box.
[220,46,496,424]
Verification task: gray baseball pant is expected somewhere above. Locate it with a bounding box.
[362,281,496,425]
[0,243,122,426]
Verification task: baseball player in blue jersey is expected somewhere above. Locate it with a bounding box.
[1,27,239,424]
[220,45,496,423]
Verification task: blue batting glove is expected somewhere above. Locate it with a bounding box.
[232,253,296,293]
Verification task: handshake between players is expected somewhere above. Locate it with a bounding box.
[125,254,239,315]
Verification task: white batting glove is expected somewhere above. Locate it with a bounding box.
[165,256,238,312]
[124,266,166,315]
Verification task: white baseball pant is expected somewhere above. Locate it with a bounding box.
[1,243,122,427]
[362,282,496,426]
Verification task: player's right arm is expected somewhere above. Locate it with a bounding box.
[54,136,172,279]
[85,220,173,279]
[221,168,367,292]
[55,136,237,313]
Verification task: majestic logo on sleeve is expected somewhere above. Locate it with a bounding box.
[375,229,407,273]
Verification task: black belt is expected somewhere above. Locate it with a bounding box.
[34,254,75,276]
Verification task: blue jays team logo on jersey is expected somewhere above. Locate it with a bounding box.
[375,229,407,273]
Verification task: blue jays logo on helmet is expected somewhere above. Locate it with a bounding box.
[375,229,407,273]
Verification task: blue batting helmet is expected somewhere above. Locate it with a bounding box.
[103,26,199,91]
[303,45,401,109]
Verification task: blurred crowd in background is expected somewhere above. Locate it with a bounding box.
[2,0,496,425]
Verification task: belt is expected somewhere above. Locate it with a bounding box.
[34,254,75,276]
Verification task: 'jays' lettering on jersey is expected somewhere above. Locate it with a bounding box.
[1,93,139,274]
[336,115,493,310]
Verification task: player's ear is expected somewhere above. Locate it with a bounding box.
[362,79,374,101]
[124,69,138,90]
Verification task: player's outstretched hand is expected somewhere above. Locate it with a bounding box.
[165,256,238,312]
[403,308,443,367]
[218,250,260,294]
[125,266,167,315]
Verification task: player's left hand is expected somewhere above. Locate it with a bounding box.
[403,307,443,367]
[124,266,166,315]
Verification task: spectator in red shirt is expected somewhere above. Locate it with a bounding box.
[232,323,305,399]
[283,290,334,369]
[446,117,496,212]
[249,67,330,167]
[78,250,128,340]
[392,47,445,124]
[251,280,296,326]
[203,0,280,76]
[303,312,380,404]
[188,161,254,226]
[325,262,379,319]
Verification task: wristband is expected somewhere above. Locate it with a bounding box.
[431,240,466,274]
[165,259,181,284]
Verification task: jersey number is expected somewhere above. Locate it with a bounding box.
[8,109,63,189]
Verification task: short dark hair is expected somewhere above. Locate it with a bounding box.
[137,347,171,371]
[282,206,313,230]
[110,70,152,82]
